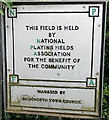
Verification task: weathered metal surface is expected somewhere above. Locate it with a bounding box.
[3,1,107,119]
[0,3,3,119]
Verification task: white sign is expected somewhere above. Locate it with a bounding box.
[5,1,106,119]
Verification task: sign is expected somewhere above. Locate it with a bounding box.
[4,1,106,119]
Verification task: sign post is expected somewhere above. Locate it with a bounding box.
[0,12,3,120]
[3,0,107,119]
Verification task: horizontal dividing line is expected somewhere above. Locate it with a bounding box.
[13,2,105,5]
[10,105,94,112]
[17,11,89,14]
[9,84,96,89]
[6,109,99,117]
[19,79,86,83]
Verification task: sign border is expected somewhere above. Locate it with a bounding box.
[3,1,107,119]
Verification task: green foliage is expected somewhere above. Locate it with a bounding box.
[0,1,12,15]
[2,1,12,9]
[102,2,109,120]
[106,2,109,36]
[102,83,109,119]
[4,113,49,120]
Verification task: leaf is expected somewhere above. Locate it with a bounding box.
[0,7,4,15]
[4,2,12,9]
[2,0,13,9]
[107,31,109,36]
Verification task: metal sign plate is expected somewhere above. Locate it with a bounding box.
[4,2,106,119]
